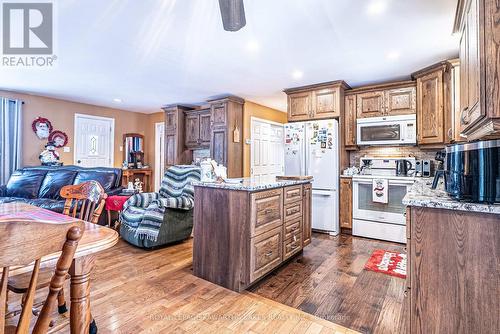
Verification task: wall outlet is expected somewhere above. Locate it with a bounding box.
[63,146,70,153]
[119,146,123,152]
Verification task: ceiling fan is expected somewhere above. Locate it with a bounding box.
[218,0,246,32]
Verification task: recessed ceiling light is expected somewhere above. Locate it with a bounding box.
[292,70,303,80]
[113,98,122,103]
[386,51,400,61]
[246,40,260,52]
[367,0,387,16]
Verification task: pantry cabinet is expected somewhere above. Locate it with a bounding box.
[162,104,192,167]
[284,81,350,122]
[454,0,500,140]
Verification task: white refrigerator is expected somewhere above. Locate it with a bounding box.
[284,119,339,235]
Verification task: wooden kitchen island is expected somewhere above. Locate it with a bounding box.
[193,178,312,292]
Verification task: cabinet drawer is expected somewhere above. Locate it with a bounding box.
[284,218,302,240]
[284,185,303,204]
[283,233,302,260]
[284,201,302,221]
[250,227,283,282]
[251,189,283,237]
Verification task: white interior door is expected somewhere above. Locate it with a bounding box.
[74,114,114,167]
[250,118,284,180]
[155,122,165,191]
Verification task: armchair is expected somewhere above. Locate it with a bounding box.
[120,165,200,249]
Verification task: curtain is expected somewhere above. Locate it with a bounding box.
[0,97,22,184]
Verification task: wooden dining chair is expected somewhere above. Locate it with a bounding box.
[0,219,84,334]
[7,181,106,324]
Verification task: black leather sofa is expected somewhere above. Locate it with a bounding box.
[0,165,123,225]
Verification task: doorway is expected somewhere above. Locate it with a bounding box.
[74,114,115,167]
[250,117,284,180]
[155,122,165,191]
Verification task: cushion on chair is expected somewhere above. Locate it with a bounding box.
[73,171,116,191]
[38,170,78,199]
[5,170,48,199]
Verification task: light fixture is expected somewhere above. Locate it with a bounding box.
[366,0,387,16]
[292,70,303,80]
[386,51,400,61]
[246,40,260,52]
[113,98,122,103]
[219,0,246,32]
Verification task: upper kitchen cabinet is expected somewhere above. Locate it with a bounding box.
[343,94,357,150]
[352,81,417,119]
[454,0,500,140]
[284,81,350,122]
[208,95,244,178]
[162,104,193,167]
[184,108,211,149]
[412,61,455,146]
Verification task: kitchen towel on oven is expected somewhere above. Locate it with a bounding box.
[373,179,388,203]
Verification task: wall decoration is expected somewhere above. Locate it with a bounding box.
[48,130,68,147]
[39,141,62,166]
[32,117,53,139]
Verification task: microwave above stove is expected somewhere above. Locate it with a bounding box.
[357,114,416,146]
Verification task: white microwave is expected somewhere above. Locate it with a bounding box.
[357,114,417,146]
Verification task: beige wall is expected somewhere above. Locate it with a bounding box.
[243,101,287,177]
[0,90,158,169]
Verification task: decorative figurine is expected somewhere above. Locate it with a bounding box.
[32,117,53,139]
[39,141,62,166]
[133,178,143,193]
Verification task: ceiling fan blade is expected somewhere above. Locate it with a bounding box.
[218,0,246,32]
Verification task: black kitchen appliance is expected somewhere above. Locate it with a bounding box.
[395,159,413,176]
[442,139,500,203]
[431,150,446,189]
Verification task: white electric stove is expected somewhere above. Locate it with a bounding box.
[351,157,416,244]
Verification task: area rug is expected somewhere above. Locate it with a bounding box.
[364,249,406,279]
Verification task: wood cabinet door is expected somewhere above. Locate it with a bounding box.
[287,91,311,121]
[312,87,340,119]
[250,227,283,282]
[302,184,312,247]
[199,112,211,147]
[339,178,352,229]
[185,113,200,148]
[356,91,385,118]
[165,133,176,166]
[210,127,227,167]
[385,86,416,116]
[459,23,470,133]
[211,103,227,128]
[344,95,357,147]
[165,111,176,134]
[465,0,483,128]
[417,71,444,145]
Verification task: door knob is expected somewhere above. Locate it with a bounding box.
[77,160,81,164]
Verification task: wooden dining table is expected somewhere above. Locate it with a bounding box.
[0,202,119,333]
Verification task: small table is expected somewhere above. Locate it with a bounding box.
[105,194,133,229]
[121,168,152,192]
[0,203,119,334]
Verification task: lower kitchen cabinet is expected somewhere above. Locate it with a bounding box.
[193,182,312,292]
[405,206,499,333]
[339,177,352,230]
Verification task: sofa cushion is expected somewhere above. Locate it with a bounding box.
[0,197,30,204]
[27,198,65,213]
[6,170,47,199]
[38,170,77,199]
[73,171,116,191]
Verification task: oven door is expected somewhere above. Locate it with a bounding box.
[352,178,412,225]
[357,123,403,145]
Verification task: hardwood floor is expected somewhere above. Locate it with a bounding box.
[7,237,356,334]
[249,233,407,334]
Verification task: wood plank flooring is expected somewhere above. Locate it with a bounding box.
[7,237,357,334]
[249,233,407,334]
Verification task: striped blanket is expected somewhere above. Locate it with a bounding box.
[121,165,201,241]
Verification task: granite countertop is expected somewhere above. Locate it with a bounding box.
[402,178,500,215]
[193,177,312,192]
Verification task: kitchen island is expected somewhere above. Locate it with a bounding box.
[192,178,312,292]
[402,178,499,333]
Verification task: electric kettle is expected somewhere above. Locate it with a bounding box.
[395,159,413,176]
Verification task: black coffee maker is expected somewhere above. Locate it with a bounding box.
[431,150,446,189]
[395,159,413,176]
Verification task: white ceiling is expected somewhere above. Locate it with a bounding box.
[0,0,460,113]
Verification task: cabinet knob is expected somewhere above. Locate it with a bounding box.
[460,108,470,125]
[447,128,453,140]
[265,251,273,257]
